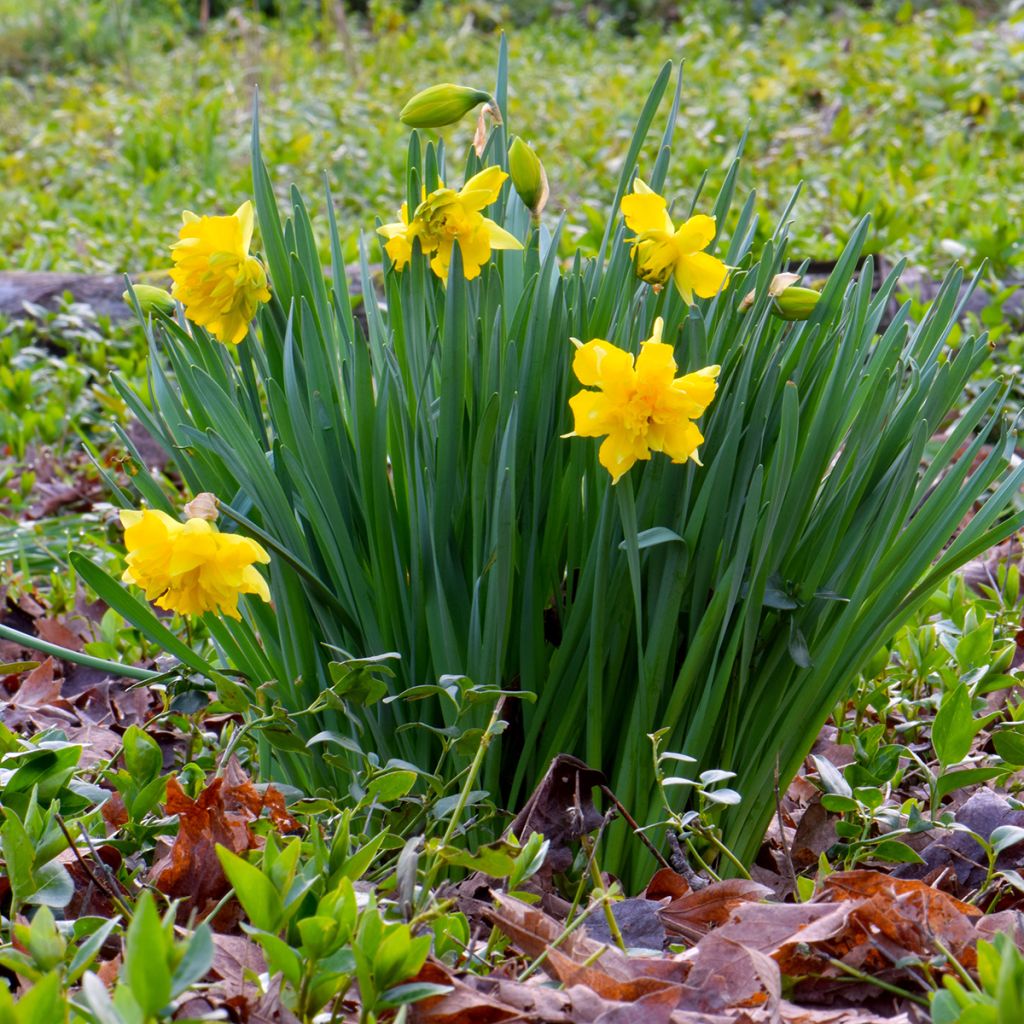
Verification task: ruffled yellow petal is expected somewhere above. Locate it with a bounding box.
[568,390,618,438]
[456,222,494,281]
[673,365,721,417]
[120,507,271,619]
[482,218,523,251]
[564,318,719,483]
[652,417,705,465]
[571,339,635,390]
[234,200,255,251]
[169,203,270,345]
[383,233,413,270]
[599,431,646,484]
[635,340,678,390]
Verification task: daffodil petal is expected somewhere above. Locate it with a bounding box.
[673,214,717,255]
[673,365,721,417]
[483,219,523,251]
[572,339,635,389]
[635,340,678,388]
[660,418,705,464]
[599,432,645,485]
[461,166,508,207]
[676,251,729,300]
[568,390,618,437]
[234,200,255,251]
[621,190,674,236]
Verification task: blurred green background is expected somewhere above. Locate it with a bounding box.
[2,0,1023,277]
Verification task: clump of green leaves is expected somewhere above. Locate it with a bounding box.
[81,38,1024,893]
[932,931,1024,1024]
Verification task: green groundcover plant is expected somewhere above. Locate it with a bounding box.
[28,45,1024,884]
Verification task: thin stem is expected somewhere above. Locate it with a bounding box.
[581,832,626,953]
[600,784,673,871]
[824,957,929,1006]
[0,622,158,682]
[516,894,612,982]
[417,698,507,912]
[691,819,751,880]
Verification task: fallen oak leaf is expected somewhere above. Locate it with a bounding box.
[505,754,606,883]
[410,961,521,1023]
[658,878,773,942]
[589,982,684,1024]
[674,933,780,1014]
[645,867,691,901]
[817,870,980,969]
[150,776,256,920]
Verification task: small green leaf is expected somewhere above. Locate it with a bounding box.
[993,727,1024,765]
[366,770,417,803]
[811,755,852,798]
[932,682,976,766]
[216,846,283,932]
[123,891,172,1017]
[990,825,1024,857]
[868,840,925,865]
[378,982,454,1008]
[618,527,684,551]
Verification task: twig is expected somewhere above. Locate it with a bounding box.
[774,754,800,898]
[666,831,709,890]
[600,783,673,871]
[55,814,133,921]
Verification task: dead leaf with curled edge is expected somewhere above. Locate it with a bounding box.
[658,878,773,942]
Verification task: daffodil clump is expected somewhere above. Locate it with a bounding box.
[566,318,720,483]
[120,507,271,620]
[378,166,522,283]
[92,62,1024,888]
[169,200,271,345]
[621,179,730,303]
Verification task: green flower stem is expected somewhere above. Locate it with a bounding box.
[417,697,508,913]
[824,957,929,1006]
[0,622,158,682]
[581,832,627,953]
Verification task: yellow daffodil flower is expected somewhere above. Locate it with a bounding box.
[565,318,720,483]
[377,201,422,271]
[121,508,271,620]
[169,200,271,345]
[377,166,522,283]
[620,179,730,304]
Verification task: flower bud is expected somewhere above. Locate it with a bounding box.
[183,492,219,522]
[123,284,175,315]
[399,83,492,129]
[772,286,821,321]
[508,136,549,218]
[739,273,820,320]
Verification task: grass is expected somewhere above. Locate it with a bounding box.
[1,2,1023,277]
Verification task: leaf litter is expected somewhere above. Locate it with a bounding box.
[5,573,1024,1021]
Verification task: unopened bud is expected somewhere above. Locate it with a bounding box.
[508,136,549,218]
[772,286,821,321]
[183,492,219,522]
[123,284,175,316]
[399,83,492,129]
[739,273,820,320]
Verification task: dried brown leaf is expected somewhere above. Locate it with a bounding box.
[659,879,773,941]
